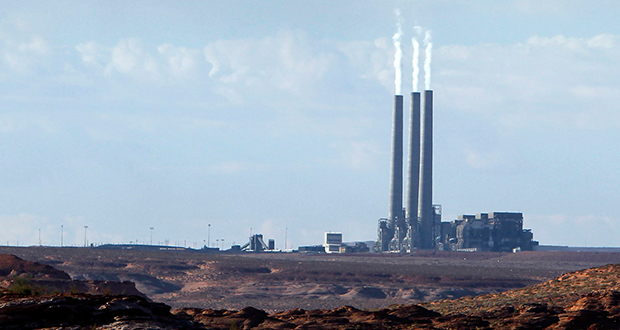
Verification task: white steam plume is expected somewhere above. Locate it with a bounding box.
[412,26,422,92]
[423,30,432,90]
[393,9,403,95]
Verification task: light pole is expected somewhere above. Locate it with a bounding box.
[216,239,219,249]
[221,239,225,250]
[150,227,154,245]
[84,226,88,247]
[208,224,211,247]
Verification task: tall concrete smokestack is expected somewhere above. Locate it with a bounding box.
[406,92,421,245]
[388,95,404,240]
[418,90,433,249]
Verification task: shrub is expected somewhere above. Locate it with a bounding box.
[69,284,81,294]
[8,276,46,296]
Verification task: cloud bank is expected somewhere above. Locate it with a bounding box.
[0,9,619,247]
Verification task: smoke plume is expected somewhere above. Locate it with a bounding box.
[393,9,403,95]
[412,26,422,92]
[423,30,432,90]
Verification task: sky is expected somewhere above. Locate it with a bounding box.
[1,0,619,248]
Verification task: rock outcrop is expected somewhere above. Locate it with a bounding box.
[0,254,144,298]
[0,293,198,329]
[0,254,70,280]
[2,290,618,329]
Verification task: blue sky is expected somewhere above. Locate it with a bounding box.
[1,1,619,248]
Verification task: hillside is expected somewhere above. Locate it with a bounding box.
[425,263,620,315]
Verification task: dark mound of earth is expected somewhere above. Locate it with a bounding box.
[0,254,70,280]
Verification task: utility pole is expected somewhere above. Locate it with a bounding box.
[208,224,211,248]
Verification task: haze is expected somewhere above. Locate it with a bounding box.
[0,1,618,248]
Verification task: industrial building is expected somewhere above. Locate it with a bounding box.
[324,232,343,253]
[374,89,537,252]
[375,91,434,253]
[438,212,537,252]
[299,232,369,254]
[240,234,276,252]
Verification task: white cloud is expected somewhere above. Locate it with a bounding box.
[338,37,393,92]
[111,38,142,72]
[157,43,201,78]
[587,34,617,49]
[110,38,161,81]
[18,36,48,54]
[75,41,110,68]
[204,30,335,94]
[202,30,394,102]
[436,33,620,131]
[0,29,50,73]
[76,39,204,83]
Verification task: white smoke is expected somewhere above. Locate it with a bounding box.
[393,9,403,95]
[423,30,432,90]
[412,26,422,92]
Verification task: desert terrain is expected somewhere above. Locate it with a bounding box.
[3,249,620,328]
[2,246,620,312]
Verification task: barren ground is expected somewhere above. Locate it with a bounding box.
[2,246,620,312]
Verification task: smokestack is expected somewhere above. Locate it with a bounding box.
[406,92,421,244]
[388,95,404,240]
[418,90,433,249]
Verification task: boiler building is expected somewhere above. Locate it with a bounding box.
[438,212,538,252]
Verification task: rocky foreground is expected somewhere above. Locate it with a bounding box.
[1,284,620,329]
[3,254,620,329]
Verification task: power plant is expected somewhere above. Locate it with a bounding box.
[373,21,537,253]
[376,90,434,253]
[374,88,537,253]
[88,22,536,255]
